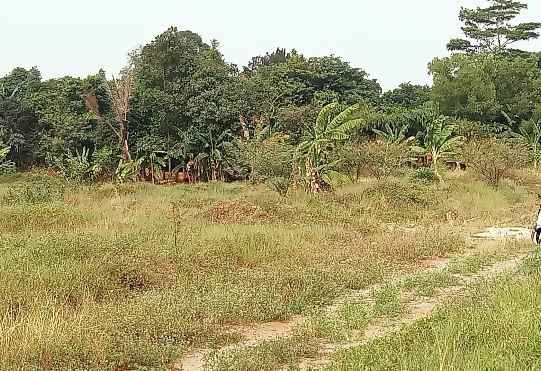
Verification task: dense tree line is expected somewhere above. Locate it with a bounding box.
[0,0,540,187]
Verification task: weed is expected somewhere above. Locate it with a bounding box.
[205,336,317,371]
[0,172,534,369]
[402,270,459,297]
[447,253,498,275]
[373,284,402,317]
[327,274,541,371]
[339,303,371,330]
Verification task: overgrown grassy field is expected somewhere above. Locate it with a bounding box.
[0,170,538,370]
[326,255,541,371]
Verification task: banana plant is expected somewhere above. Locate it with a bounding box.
[114,157,144,183]
[412,116,463,182]
[504,110,541,168]
[0,145,16,175]
[0,146,9,161]
[195,129,234,181]
[296,102,375,192]
[373,121,411,144]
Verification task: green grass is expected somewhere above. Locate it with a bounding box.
[209,302,373,370]
[339,303,372,331]
[205,336,318,371]
[0,171,536,369]
[401,270,459,297]
[326,260,541,371]
[295,312,350,342]
[447,253,500,275]
[372,284,402,317]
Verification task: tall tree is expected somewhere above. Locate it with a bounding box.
[429,52,541,123]
[0,68,41,167]
[381,83,431,110]
[107,68,135,162]
[241,49,382,142]
[130,28,243,166]
[447,0,541,53]
[244,47,294,75]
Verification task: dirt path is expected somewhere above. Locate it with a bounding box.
[175,228,531,371]
[297,254,526,370]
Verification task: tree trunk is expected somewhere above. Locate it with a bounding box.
[151,159,155,184]
[305,157,322,193]
[291,163,301,190]
[119,121,131,162]
[432,154,443,183]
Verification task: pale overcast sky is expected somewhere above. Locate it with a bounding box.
[1,0,540,90]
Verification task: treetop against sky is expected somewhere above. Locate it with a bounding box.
[1,0,540,90]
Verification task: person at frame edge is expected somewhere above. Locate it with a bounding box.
[535,196,541,244]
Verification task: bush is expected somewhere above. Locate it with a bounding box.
[0,160,16,176]
[412,167,438,184]
[463,139,529,187]
[265,176,290,197]
[243,134,295,194]
[0,146,16,176]
[362,179,437,208]
[354,141,409,179]
[49,147,115,183]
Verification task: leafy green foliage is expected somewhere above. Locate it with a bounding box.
[505,107,541,167]
[297,103,375,191]
[51,147,114,183]
[115,158,144,184]
[430,52,541,122]
[411,167,438,184]
[0,145,16,176]
[381,83,431,110]
[373,122,411,144]
[448,0,541,53]
[1,25,541,187]
[412,116,464,181]
[243,133,295,195]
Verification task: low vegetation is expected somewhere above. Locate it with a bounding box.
[1,0,541,369]
[0,168,537,369]
[327,264,541,371]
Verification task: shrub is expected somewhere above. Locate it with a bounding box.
[49,147,115,183]
[412,167,438,184]
[49,147,94,183]
[0,161,16,176]
[362,179,437,208]
[265,176,290,197]
[90,146,115,180]
[463,139,529,187]
[354,141,409,179]
[243,134,295,194]
[0,146,16,176]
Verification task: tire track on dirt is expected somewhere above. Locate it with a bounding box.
[175,228,530,371]
[297,254,526,370]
